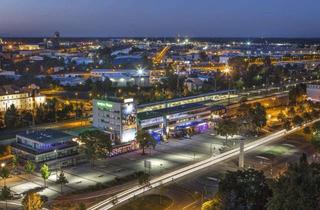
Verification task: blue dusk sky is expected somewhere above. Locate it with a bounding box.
[0,0,319,37]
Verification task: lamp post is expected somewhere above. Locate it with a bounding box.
[225,67,231,104]
[159,163,164,204]
[75,92,79,120]
[1,163,6,186]
[137,67,144,92]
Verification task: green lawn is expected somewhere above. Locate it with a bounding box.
[258,145,295,157]
[115,194,173,210]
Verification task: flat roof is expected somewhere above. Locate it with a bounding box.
[16,129,73,144]
[137,89,235,107]
[12,141,78,155]
[138,102,209,120]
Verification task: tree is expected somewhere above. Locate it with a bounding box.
[311,122,320,151]
[40,164,51,187]
[292,115,303,126]
[237,103,251,119]
[81,138,98,167]
[267,155,320,210]
[238,103,267,134]
[249,103,267,132]
[277,112,286,124]
[288,84,306,105]
[217,169,271,210]
[311,109,320,119]
[303,127,312,135]
[312,121,320,135]
[22,192,43,210]
[57,104,73,120]
[35,105,46,124]
[79,130,113,166]
[215,119,238,143]
[24,161,35,178]
[56,170,68,193]
[97,133,113,157]
[228,57,249,80]
[302,112,312,122]
[4,104,19,128]
[0,167,10,186]
[136,129,157,155]
[262,56,272,90]
[283,119,292,130]
[77,203,87,210]
[12,155,18,172]
[138,172,150,186]
[237,103,252,134]
[288,107,296,118]
[0,186,11,210]
[21,110,33,126]
[311,134,320,151]
[45,98,58,122]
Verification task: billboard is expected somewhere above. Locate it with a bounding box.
[121,99,137,142]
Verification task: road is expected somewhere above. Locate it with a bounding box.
[88,119,320,210]
[160,131,316,210]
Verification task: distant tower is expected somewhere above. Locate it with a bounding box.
[54,31,60,39]
[51,31,60,49]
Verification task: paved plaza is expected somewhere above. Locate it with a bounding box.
[4,128,246,202]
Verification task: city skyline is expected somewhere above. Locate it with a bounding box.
[1,2,320,209]
[1,0,320,38]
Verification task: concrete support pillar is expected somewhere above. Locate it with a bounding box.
[239,139,244,168]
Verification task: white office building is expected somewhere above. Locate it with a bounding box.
[93,98,137,143]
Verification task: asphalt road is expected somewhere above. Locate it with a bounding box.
[158,131,316,210]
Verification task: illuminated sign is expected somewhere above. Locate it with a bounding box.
[97,101,113,109]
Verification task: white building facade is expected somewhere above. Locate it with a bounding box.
[0,90,45,112]
[92,98,137,144]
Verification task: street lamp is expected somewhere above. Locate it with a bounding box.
[224,67,231,104]
[137,68,144,90]
[1,163,5,168]
[137,68,144,76]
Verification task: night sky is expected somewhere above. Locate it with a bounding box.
[1,0,319,37]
